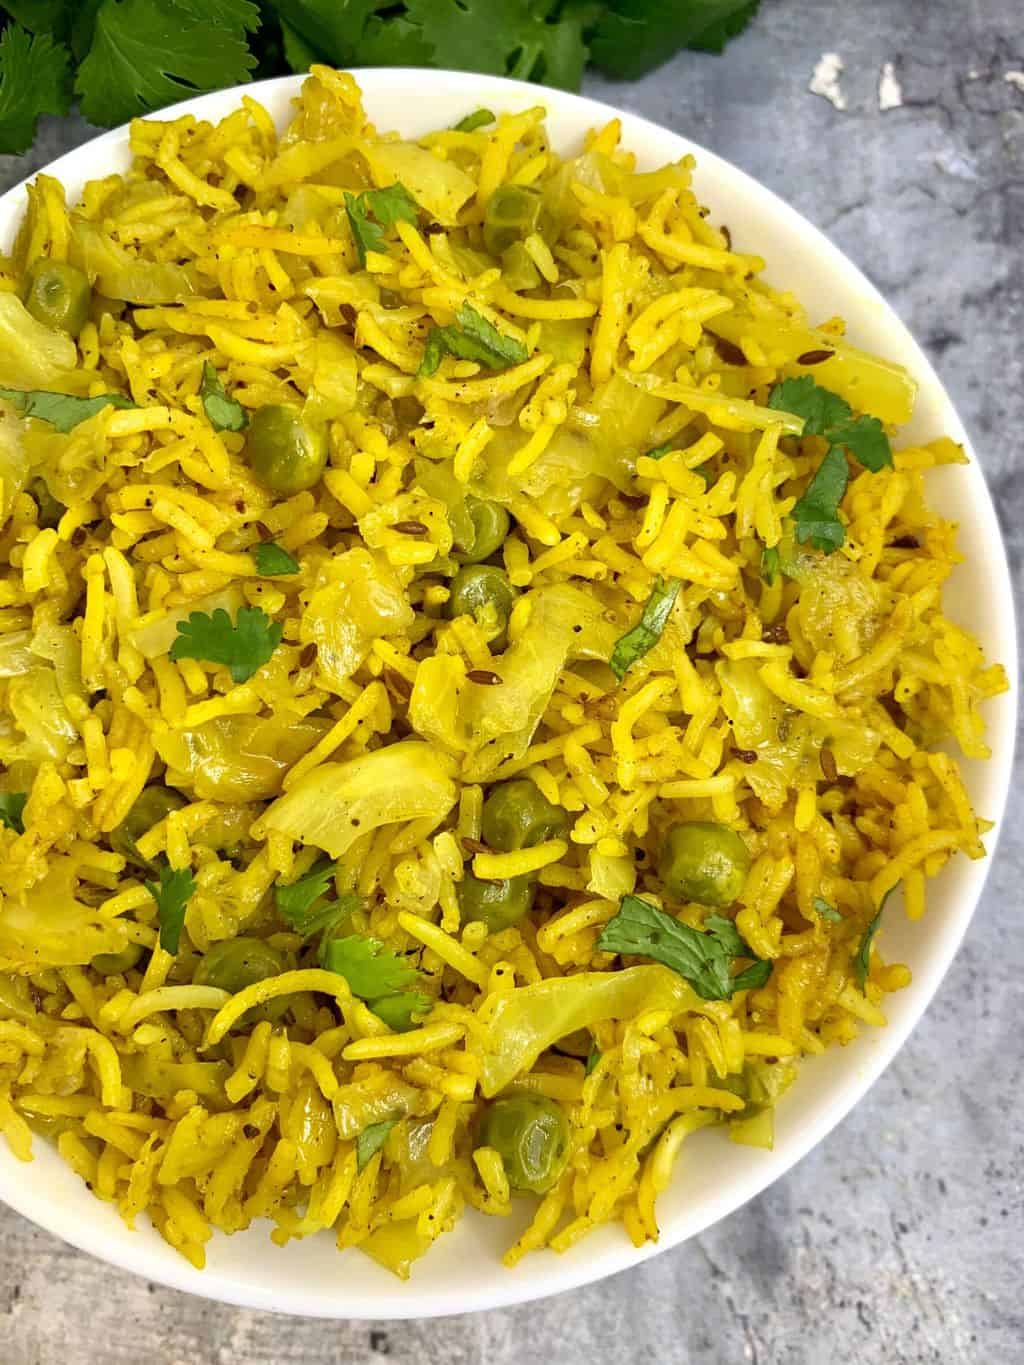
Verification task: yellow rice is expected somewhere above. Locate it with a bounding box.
[0,68,1008,1279]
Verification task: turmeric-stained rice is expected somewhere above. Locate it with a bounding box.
[0,68,1007,1279]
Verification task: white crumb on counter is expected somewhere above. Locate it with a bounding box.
[878,62,903,110]
[1005,71,1024,94]
[809,53,847,111]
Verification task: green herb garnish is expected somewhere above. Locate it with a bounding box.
[585,1045,601,1077]
[853,887,895,989]
[609,575,681,681]
[356,1118,398,1172]
[344,183,419,267]
[169,605,282,684]
[275,858,359,939]
[812,895,842,923]
[418,302,528,378]
[0,386,136,433]
[200,362,247,433]
[320,933,430,1032]
[252,542,299,576]
[0,792,28,834]
[790,446,849,554]
[589,0,760,78]
[454,107,495,132]
[597,895,773,1001]
[145,860,196,955]
[0,23,71,156]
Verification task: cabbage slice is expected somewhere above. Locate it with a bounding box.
[255,740,458,859]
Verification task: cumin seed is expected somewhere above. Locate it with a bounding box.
[466,668,502,685]
[797,349,835,365]
[820,746,838,783]
[392,520,428,536]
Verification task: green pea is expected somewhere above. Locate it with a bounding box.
[446,564,518,646]
[458,872,535,934]
[193,936,290,1023]
[659,821,751,908]
[109,786,186,870]
[91,944,143,976]
[246,404,328,495]
[24,260,92,336]
[460,496,510,564]
[29,476,65,529]
[476,1093,570,1194]
[481,779,568,853]
[483,184,546,257]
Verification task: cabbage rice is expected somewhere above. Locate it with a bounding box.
[0,69,1007,1278]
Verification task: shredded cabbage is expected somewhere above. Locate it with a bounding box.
[363,142,476,226]
[475,966,697,1097]
[300,548,413,692]
[154,715,332,802]
[0,293,81,391]
[0,857,133,970]
[69,217,200,304]
[255,740,458,859]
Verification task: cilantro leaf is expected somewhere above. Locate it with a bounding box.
[596,895,773,1001]
[265,0,380,64]
[169,605,282,683]
[200,362,247,433]
[401,0,587,90]
[0,386,137,433]
[0,792,28,834]
[344,183,419,267]
[75,0,260,128]
[853,887,895,989]
[828,413,893,473]
[791,446,849,554]
[320,934,422,999]
[356,1117,397,1171]
[589,0,759,80]
[761,545,780,587]
[454,107,495,132]
[584,1045,601,1077]
[0,21,72,155]
[275,859,359,940]
[369,991,431,1032]
[252,542,299,576]
[609,576,681,681]
[689,0,759,53]
[644,443,674,460]
[278,19,318,72]
[418,303,529,378]
[812,895,843,923]
[768,375,851,437]
[145,860,196,955]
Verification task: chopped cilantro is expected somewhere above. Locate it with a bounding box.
[274,858,359,939]
[344,183,420,267]
[75,0,260,128]
[0,386,137,433]
[417,302,528,378]
[454,107,495,132]
[790,445,849,553]
[812,895,842,923]
[609,576,681,681]
[356,1117,397,1171]
[761,545,780,586]
[585,1045,601,1077]
[769,376,893,474]
[597,895,773,1001]
[0,792,28,834]
[145,860,196,955]
[0,22,72,156]
[853,887,895,989]
[252,542,299,576]
[644,443,674,460]
[320,933,429,1031]
[169,605,283,684]
[200,362,247,433]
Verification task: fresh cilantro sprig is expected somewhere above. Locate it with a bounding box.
[356,1117,397,1172]
[0,792,28,834]
[275,858,358,939]
[344,183,420,267]
[767,376,894,555]
[145,860,196,955]
[252,542,299,576]
[418,303,528,378]
[320,934,431,1032]
[609,576,681,681]
[597,895,773,1001]
[169,605,282,683]
[0,3,761,157]
[0,386,137,433]
[853,886,896,990]
[200,362,247,433]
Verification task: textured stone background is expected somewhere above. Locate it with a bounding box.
[0,0,1021,1360]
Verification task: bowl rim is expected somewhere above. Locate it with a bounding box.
[0,66,1017,1320]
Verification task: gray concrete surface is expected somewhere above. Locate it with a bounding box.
[0,1,1021,1360]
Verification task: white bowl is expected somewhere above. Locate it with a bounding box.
[0,69,1016,1320]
